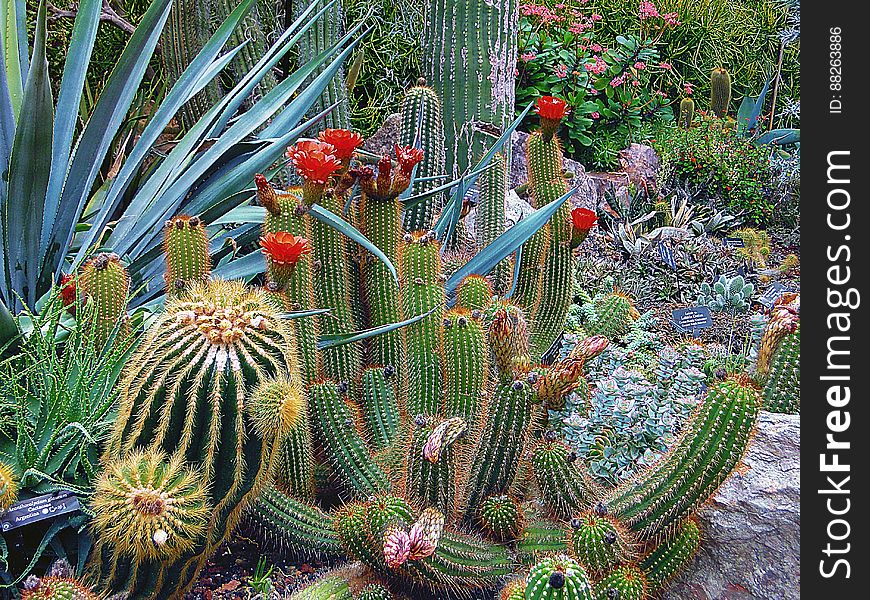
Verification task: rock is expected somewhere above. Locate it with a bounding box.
[664,412,800,600]
[509,130,598,212]
[363,112,402,158]
[588,142,661,208]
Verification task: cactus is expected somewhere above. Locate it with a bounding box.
[639,518,701,593]
[163,215,211,297]
[442,309,488,423]
[401,233,445,416]
[697,274,754,313]
[476,152,511,293]
[524,554,595,600]
[530,439,597,518]
[585,292,639,340]
[604,376,759,540]
[0,460,18,511]
[710,68,732,118]
[361,367,401,451]
[403,415,461,515]
[678,98,694,129]
[501,580,527,600]
[77,252,130,348]
[567,512,636,577]
[400,83,447,231]
[524,129,573,358]
[92,279,295,597]
[593,565,648,600]
[516,519,569,559]
[479,495,524,541]
[456,275,493,312]
[422,0,519,178]
[760,322,800,413]
[20,576,100,600]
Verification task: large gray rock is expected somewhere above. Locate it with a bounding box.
[664,412,800,600]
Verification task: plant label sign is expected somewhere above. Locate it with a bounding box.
[758,282,788,308]
[672,306,713,336]
[723,237,745,248]
[0,491,81,532]
[657,242,678,270]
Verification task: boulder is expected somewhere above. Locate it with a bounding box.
[588,142,662,206]
[664,411,800,600]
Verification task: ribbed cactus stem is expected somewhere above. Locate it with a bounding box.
[567,512,636,578]
[20,576,101,600]
[258,178,320,385]
[488,301,532,381]
[524,555,595,600]
[361,367,401,451]
[530,439,597,518]
[761,323,800,413]
[524,131,572,359]
[679,97,695,129]
[309,381,388,497]
[92,280,297,598]
[442,309,488,423]
[604,376,760,540]
[78,252,130,349]
[587,292,639,339]
[359,192,405,381]
[639,518,701,593]
[710,67,732,118]
[593,565,648,600]
[476,152,510,293]
[246,483,343,558]
[163,215,211,297]
[400,83,447,231]
[462,378,535,517]
[456,275,493,312]
[404,416,460,515]
[401,233,445,416]
[516,519,569,561]
[479,494,524,541]
[311,192,362,394]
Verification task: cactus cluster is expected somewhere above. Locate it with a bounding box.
[76,92,758,598]
[697,274,755,313]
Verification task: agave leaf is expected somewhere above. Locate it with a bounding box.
[444,185,576,301]
[4,0,52,310]
[46,0,173,285]
[279,308,332,320]
[0,0,25,117]
[736,78,771,135]
[755,128,800,146]
[39,0,101,255]
[318,306,440,350]
[434,101,535,243]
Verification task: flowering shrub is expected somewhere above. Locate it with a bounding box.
[516,1,681,166]
[654,119,776,224]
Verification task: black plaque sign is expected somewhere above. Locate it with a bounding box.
[758,282,788,308]
[672,306,713,336]
[723,237,746,248]
[0,490,81,532]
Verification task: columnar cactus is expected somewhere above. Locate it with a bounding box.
[639,518,701,593]
[710,67,732,118]
[679,97,694,129]
[476,152,511,293]
[479,494,524,541]
[586,292,639,340]
[531,439,597,518]
[399,82,447,232]
[753,296,800,413]
[163,215,211,297]
[77,252,130,348]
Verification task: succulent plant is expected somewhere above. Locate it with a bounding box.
[697,274,755,313]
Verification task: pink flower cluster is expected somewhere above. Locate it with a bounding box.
[520,52,537,62]
[639,1,659,19]
[554,63,569,78]
[585,56,608,75]
[520,3,564,25]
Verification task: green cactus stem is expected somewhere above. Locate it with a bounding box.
[245,483,343,559]
[593,565,648,600]
[401,233,445,416]
[163,215,211,297]
[500,580,527,600]
[400,83,447,231]
[639,518,701,593]
[479,495,524,542]
[604,376,760,540]
[361,367,401,451]
[462,378,535,517]
[524,554,595,600]
[78,252,130,349]
[94,279,297,597]
[488,300,532,381]
[442,309,488,423]
[309,381,389,497]
[524,131,572,359]
[586,292,639,340]
[710,67,732,118]
[530,439,597,519]
[476,152,510,293]
[456,274,493,312]
[761,323,800,413]
[403,415,463,515]
[566,512,636,578]
[21,576,101,600]
[516,519,569,562]
[679,97,695,129]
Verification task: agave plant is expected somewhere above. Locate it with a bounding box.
[0,0,365,344]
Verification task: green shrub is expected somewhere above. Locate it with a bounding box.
[654,119,776,224]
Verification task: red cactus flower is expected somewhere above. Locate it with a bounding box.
[536,95,570,121]
[292,150,342,185]
[59,274,77,310]
[407,508,444,561]
[260,232,312,266]
[285,139,335,165]
[394,144,425,175]
[318,129,363,161]
[570,207,597,248]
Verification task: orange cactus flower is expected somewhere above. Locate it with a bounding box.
[318,129,363,161]
[570,207,597,248]
[536,95,570,121]
[394,144,425,175]
[285,139,335,165]
[260,232,312,266]
[292,150,342,185]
